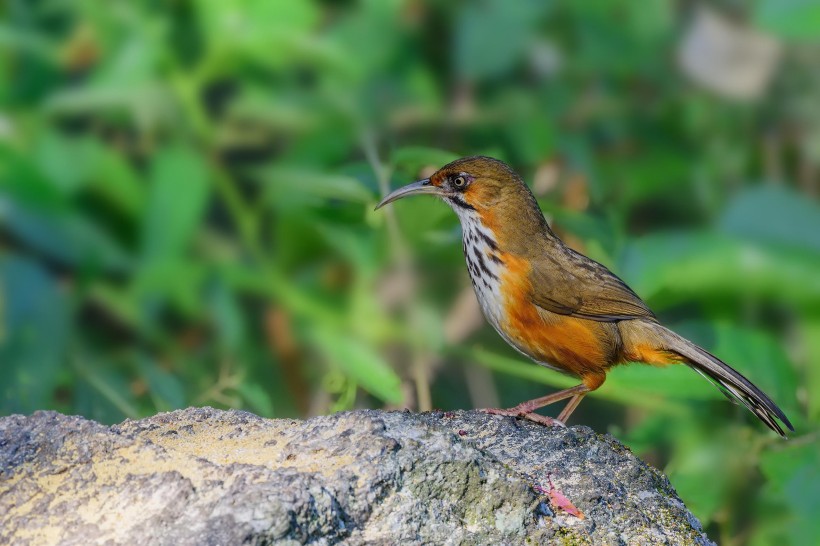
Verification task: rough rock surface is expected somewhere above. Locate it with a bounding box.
[0,408,713,545]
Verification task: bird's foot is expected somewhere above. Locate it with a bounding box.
[522,412,566,427]
[482,399,541,416]
[481,407,523,418]
[480,407,565,428]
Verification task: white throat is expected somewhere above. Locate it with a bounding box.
[450,205,506,333]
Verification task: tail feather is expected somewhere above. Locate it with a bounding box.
[659,327,794,437]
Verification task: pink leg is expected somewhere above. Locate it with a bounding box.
[482,384,590,426]
[557,392,587,422]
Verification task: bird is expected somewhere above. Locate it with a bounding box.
[375,156,793,436]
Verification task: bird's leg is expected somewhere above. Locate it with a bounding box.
[556,392,587,422]
[482,384,590,423]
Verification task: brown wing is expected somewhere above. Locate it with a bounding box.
[528,246,656,322]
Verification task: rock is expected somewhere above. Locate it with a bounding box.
[0,408,713,545]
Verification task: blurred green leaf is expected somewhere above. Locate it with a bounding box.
[228,87,320,132]
[502,97,556,163]
[800,320,820,421]
[600,150,690,208]
[314,223,379,275]
[262,167,373,205]
[0,24,55,60]
[0,256,69,413]
[208,282,246,352]
[94,33,162,88]
[759,442,820,544]
[35,131,94,194]
[0,145,68,210]
[1,201,131,272]
[199,0,320,41]
[73,357,140,421]
[87,283,143,336]
[322,0,402,79]
[455,0,548,79]
[720,186,820,254]
[221,264,344,328]
[31,132,145,217]
[86,143,146,217]
[45,84,177,133]
[137,356,186,411]
[606,361,723,402]
[391,147,460,174]
[196,0,347,72]
[137,357,186,412]
[665,423,747,525]
[238,382,275,417]
[312,327,403,404]
[618,232,820,313]
[760,441,819,484]
[142,146,211,261]
[755,0,820,41]
[133,260,207,319]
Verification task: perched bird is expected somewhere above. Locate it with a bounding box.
[376,156,793,436]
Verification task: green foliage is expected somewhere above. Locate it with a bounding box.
[754,0,820,41]
[1,257,69,413]
[1,1,819,544]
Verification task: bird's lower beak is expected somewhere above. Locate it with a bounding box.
[374,179,446,210]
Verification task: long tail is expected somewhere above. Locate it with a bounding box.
[658,326,794,437]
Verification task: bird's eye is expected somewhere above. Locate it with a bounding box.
[453,175,467,188]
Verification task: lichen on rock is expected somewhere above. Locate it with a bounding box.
[0,408,714,545]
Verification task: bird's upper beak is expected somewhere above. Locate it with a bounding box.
[374,179,447,210]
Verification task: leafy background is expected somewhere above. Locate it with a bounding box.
[2,1,819,544]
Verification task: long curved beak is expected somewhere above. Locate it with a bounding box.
[374,179,446,210]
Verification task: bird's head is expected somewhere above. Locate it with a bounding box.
[376,156,550,250]
[375,156,520,213]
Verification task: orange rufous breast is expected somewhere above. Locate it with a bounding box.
[496,253,618,381]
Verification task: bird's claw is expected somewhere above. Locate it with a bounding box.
[523,412,566,428]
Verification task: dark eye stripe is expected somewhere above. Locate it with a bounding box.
[449,196,476,211]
